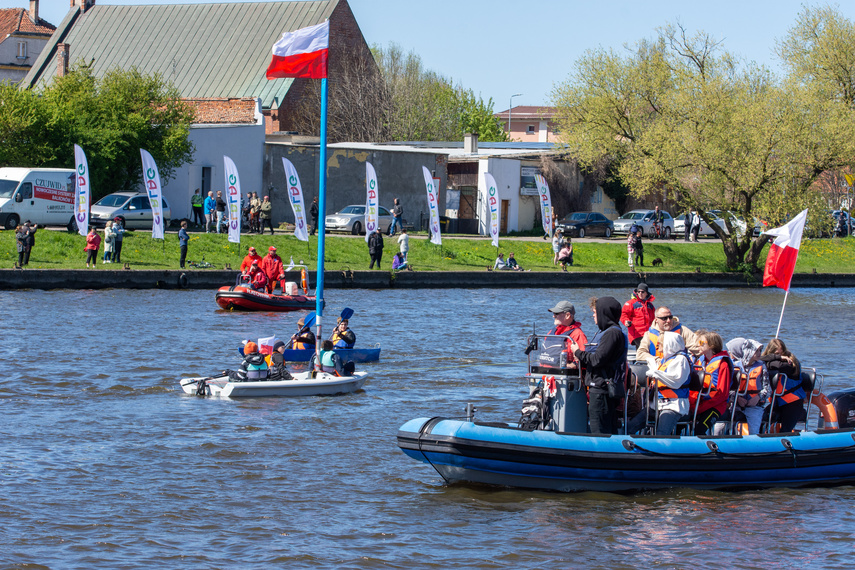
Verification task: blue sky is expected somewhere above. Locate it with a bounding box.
[25,0,855,112]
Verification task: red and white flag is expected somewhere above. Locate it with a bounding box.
[763,209,808,291]
[266,21,329,79]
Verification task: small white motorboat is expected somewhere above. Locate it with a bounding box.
[179,370,368,398]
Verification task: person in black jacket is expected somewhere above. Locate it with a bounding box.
[367,228,384,269]
[570,296,627,434]
[310,196,319,236]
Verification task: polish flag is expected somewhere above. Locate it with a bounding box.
[763,209,808,291]
[266,21,329,79]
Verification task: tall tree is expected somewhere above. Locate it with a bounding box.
[553,23,855,270]
[0,63,194,201]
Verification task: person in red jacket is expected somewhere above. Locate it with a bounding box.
[240,246,262,274]
[620,283,655,347]
[247,261,269,291]
[84,226,101,268]
[537,300,588,370]
[690,329,733,435]
[261,246,284,293]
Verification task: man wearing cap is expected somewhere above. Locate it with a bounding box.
[636,306,698,367]
[261,246,284,293]
[621,283,656,348]
[240,246,262,273]
[537,301,588,370]
[259,195,274,235]
[267,340,294,381]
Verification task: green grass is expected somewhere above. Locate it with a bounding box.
[3,228,854,273]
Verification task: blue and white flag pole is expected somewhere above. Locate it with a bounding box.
[315,77,328,359]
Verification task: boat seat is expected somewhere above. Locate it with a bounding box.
[801,370,817,393]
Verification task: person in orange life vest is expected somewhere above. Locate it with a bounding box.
[331,317,356,348]
[625,331,691,435]
[240,246,262,274]
[290,317,316,350]
[690,330,733,435]
[538,301,587,370]
[726,337,770,435]
[247,261,268,291]
[758,338,805,433]
[261,245,284,293]
[636,306,698,368]
[620,282,655,347]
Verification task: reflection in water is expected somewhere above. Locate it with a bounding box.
[1,287,854,567]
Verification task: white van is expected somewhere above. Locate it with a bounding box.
[0,168,77,230]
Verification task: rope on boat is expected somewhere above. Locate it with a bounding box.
[624,436,855,465]
[417,417,450,483]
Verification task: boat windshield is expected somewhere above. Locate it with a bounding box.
[95,194,130,208]
[340,206,365,215]
[0,179,20,199]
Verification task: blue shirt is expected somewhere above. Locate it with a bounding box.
[178,228,189,246]
[204,196,216,214]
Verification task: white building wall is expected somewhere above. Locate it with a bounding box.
[0,35,51,84]
[157,121,265,220]
[477,157,521,236]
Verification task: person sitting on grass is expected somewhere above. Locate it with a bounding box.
[392,252,413,272]
[505,252,525,271]
[493,253,510,270]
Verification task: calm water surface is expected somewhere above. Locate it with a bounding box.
[2,286,855,568]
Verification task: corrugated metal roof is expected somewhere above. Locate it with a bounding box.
[23,1,337,109]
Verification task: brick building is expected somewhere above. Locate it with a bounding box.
[0,1,56,84]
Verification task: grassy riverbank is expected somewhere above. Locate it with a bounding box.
[2,228,854,273]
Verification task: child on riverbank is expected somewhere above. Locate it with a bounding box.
[627,232,637,271]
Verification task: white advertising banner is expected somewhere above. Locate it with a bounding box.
[483,172,500,247]
[421,166,442,245]
[223,156,242,244]
[139,149,165,240]
[534,174,553,238]
[365,162,379,242]
[73,144,89,237]
[282,158,308,242]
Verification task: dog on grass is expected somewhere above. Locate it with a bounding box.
[652,258,663,267]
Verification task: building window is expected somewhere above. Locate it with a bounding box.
[526,125,535,134]
[17,41,28,60]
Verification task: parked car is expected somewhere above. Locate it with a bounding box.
[613,209,675,238]
[90,192,171,229]
[674,211,729,237]
[325,204,393,235]
[556,212,614,238]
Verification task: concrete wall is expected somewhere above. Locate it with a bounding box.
[264,143,449,229]
[159,120,265,221]
[478,157,521,235]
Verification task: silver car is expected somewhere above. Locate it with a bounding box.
[325,204,393,235]
[90,192,171,229]
[613,209,675,238]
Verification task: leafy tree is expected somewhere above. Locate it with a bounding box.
[552,23,855,270]
[0,63,194,201]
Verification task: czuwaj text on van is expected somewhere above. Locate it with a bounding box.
[0,168,77,231]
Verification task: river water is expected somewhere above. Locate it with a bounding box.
[3,286,855,568]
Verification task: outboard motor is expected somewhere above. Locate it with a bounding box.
[827,388,855,428]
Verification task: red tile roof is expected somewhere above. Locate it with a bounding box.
[0,8,56,36]
[184,98,260,124]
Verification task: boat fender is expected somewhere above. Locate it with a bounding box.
[178,273,189,289]
[811,391,839,429]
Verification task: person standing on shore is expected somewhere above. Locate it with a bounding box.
[102,221,115,264]
[397,228,409,261]
[84,226,101,268]
[368,228,384,269]
[22,221,36,266]
[111,218,125,263]
[259,195,274,235]
[204,191,216,233]
[178,220,189,269]
[310,196,319,236]
[215,191,227,233]
[389,198,403,236]
[15,225,27,268]
[191,189,204,227]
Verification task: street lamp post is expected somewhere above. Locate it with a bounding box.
[508,93,522,141]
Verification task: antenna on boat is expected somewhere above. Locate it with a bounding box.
[465,403,476,422]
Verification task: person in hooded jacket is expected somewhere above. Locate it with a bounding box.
[759,338,804,433]
[626,331,691,435]
[228,341,269,382]
[570,296,627,434]
[266,340,294,381]
[726,337,770,435]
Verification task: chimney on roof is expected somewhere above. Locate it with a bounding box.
[70,0,95,12]
[464,133,478,154]
[57,43,69,77]
[29,0,38,22]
